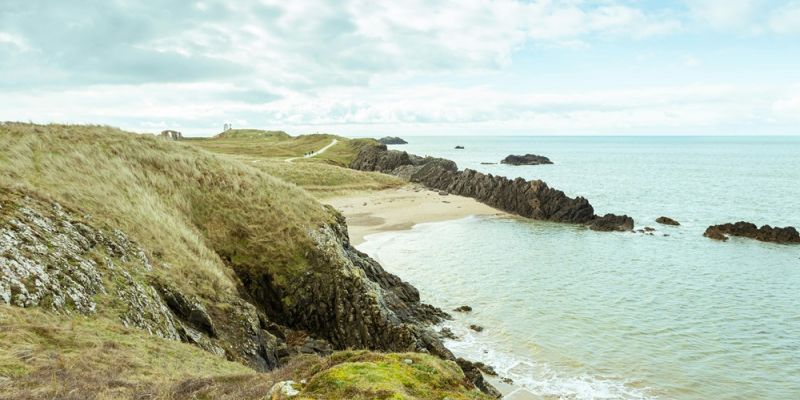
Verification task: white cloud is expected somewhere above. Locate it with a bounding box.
[0,32,30,51]
[769,2,800,33]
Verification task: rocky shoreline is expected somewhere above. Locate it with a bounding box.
[704,221,800,244]
[349,143,633,232]
[0,189,500,397]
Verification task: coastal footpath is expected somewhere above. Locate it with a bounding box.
[350,143,634,232]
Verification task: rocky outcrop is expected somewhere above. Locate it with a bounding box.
[501,154,553,165]
[588,214,635,232]
[455,146,465,149]
[349,144,632,231]
[656,216,680,226]
[704,222,800,244]
[378,136,408,145]
[233,207,450,355]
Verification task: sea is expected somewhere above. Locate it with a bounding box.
[357,136,800,399]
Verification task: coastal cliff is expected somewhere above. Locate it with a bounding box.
[350,144,633,231]
[0,123,494,399]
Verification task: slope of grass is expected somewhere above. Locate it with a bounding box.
[0,123,331,301]
[186,129,403,197]
[0,307,490,400]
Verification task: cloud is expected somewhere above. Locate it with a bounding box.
[769,2,800,33]
[0,1,798,135]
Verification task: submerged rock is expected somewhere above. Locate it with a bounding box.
[500,154,553,166]
[453,305,472,312]
[378,136,408,145]
[455,146,465,149]
[656,216,680,226]
[704,221,800,244]
[469,324,484,332]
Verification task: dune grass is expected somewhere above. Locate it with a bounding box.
[185,129,403,197]
[0,123,332,301]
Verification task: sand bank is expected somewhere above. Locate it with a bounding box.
[324,184,506,245]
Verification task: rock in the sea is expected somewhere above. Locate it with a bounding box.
[643,226,655,232]
[469,324,484,332]
[456,358,502,398]
[453,305,472,312]
[500,154,553,166]
[439,327,458,340]
[587,214,635,232]
[656,216,680,226]
[378,136,408,145]
[704,221,800,244]
[454,146,465,149]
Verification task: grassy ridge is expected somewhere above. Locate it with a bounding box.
[0,123,488,399]
[0,123,330,301]
[186,129,403,197]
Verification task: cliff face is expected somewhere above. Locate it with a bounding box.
[0,190,451,371]
[350,144,633,231]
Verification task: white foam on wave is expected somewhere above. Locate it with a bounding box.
[439,321,656,400]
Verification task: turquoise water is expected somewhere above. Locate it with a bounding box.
[358,137,800,399]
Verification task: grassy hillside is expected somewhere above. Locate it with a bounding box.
[0,123,488,399]
[0,123,328,301]
[0,306,486,399]
[186,129,403,197]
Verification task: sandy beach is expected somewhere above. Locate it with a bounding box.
[326,185,543,399]
[324,184,507,245]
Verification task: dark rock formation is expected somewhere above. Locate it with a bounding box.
[378,136,408,145]
[588,214,635,232]
[455,146,465,149]
[501,154,553,166]
[469,324,484,332]
[656,216,680,226]
[456,359,502,398]
[704,222,800,244]
[439,327,458,340]
[349,144,633,231]
[453,305,472,312]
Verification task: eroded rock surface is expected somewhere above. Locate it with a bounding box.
[656,216,680,226]
[704,222,800,244]
[501,154,553,165]
[349,144,633,231]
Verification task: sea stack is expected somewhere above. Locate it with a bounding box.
[501,154,553,165]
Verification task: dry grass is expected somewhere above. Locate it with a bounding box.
[0,122,332,301]
[185,129,403,197]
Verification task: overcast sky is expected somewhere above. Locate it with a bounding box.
[1,0,799,136]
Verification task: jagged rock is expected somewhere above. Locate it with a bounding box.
[439,327,458,340]
[500,154,553,165]
[453,305,472,312]
[469,324,484,332]
[587,214,634,232]
[155,283,217,337]
[456,358,502,398]
[454,146,465,149]
[656,216,680,226]
[643,226,655,232]
[704,222,800,244]
[471,361,498,376]
[378,136,408,145]
[350,145,633,230]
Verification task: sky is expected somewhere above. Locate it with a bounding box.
[1,0,799,136]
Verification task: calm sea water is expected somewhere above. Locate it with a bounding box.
[358,137,800,400]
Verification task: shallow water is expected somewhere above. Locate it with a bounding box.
[358,137,800,399]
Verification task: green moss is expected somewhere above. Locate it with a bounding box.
[299,352,490,400]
